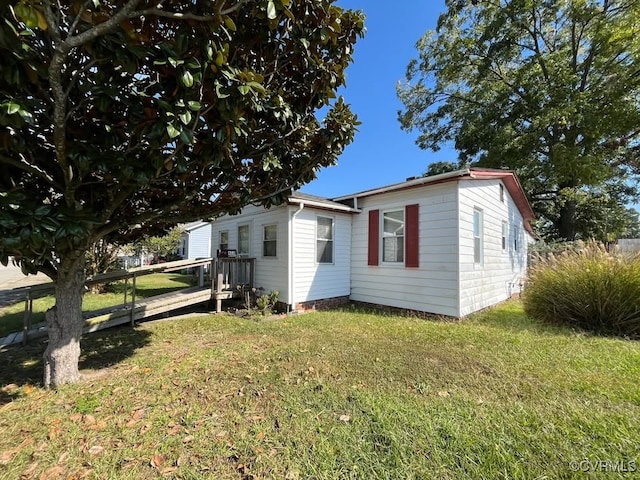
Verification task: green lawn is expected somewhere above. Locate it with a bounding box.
[0,273,197,337]
[0,301,638,479]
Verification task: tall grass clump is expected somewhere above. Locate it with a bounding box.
[523,242,640,338]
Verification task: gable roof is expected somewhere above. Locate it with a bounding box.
[332,168,535,234]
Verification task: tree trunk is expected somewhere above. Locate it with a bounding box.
[43,251,86,388]
[558,198,577,241]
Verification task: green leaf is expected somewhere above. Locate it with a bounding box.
[5,102,20,115]
[181,71,194,88]
[166,123,181,139]
[178,111,192,125]
[267,1,277,20]
[224,16,237,31]
[187,101,202,111]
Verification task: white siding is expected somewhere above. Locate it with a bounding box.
[350,183,461,317]
[458,179,528,316]
[291,207,352,303]
[211,205,289,301]
[186,224,211,259]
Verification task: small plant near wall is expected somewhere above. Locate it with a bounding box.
[255,290,280,316]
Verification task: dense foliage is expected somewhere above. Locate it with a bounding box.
[399,0,640,241]
[0,0,364,386]
[524,242,640,338]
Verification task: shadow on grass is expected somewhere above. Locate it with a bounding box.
[0,325,151,404]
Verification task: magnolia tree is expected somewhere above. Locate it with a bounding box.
[0,0,364,387]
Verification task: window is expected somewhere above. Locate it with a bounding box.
[316,217,334,263]
[473,208,483,264]
[238,224,250,256]
[382,210,404,263]
[502,221,508,251]
[499,183,505,203]
[219,230,229,250]
[513,225,519,252]
[263,224,277,257]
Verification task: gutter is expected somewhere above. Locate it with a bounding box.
[288,197,360,213]
[288,202,305,311]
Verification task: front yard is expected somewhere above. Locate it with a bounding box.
[0,301,638,479]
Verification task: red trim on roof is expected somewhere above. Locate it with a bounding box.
[467,169,535,235]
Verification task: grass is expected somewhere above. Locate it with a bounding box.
[0,273,197,338]
[0,301,639,479]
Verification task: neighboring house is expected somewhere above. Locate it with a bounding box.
[179,221,212,259]
[210,168,535,317]
[617,238,640,253]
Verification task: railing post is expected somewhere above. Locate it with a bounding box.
[123,277,128,306]
[198,264,204,287]
[249,259,255,288]
[22,289,32,346]
[130,273,137,326]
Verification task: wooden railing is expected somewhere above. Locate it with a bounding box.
[212,257,255,312]
[9,258,212,346]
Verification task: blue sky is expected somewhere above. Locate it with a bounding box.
[302,0,453,198]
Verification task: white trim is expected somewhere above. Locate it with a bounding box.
[289,197,360,213]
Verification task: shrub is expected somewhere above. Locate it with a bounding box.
[523,242,640,338]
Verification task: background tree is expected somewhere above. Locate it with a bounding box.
[398,0,640,241]
[0,0,364,387]
[137,226,183,263]
[423,160,462,177]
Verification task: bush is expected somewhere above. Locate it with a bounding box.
[523,242,640,338]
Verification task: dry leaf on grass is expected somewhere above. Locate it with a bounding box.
[338,414,350,422]
[150,454,165,470]
[87,445,105,456]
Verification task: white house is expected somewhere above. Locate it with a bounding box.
[178,221,212,259]
[210,168,535,317]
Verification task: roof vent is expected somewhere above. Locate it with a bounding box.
[406,176,419,181]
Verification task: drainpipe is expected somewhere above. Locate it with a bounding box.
[288,202,304,312]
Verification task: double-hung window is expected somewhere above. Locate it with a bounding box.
[473,208,483,265]
[238,224,250,256]
[263,224,277,257]
[219,230,229,250]
[316,217,334,263]
[502,221,508,251]
[382,210,404,263]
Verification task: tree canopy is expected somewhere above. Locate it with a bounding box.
[0,0,364,387]
[399,0,640,241]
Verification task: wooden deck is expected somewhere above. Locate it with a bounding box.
[0,257,255,349]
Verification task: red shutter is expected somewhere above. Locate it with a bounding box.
[368,209,379,266]
[405,204,419,268]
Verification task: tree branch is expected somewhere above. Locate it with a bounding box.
[0,154,64,190]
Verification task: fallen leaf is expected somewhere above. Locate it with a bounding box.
[255,431,265,440]
[150,454,165,470]
[38,465,65,479]
[161,466,177,475]
[82,415,96,426]
[437,391,450,397]
[182,435,194,443]
[88,445,104,456]
[338,414,350,422]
